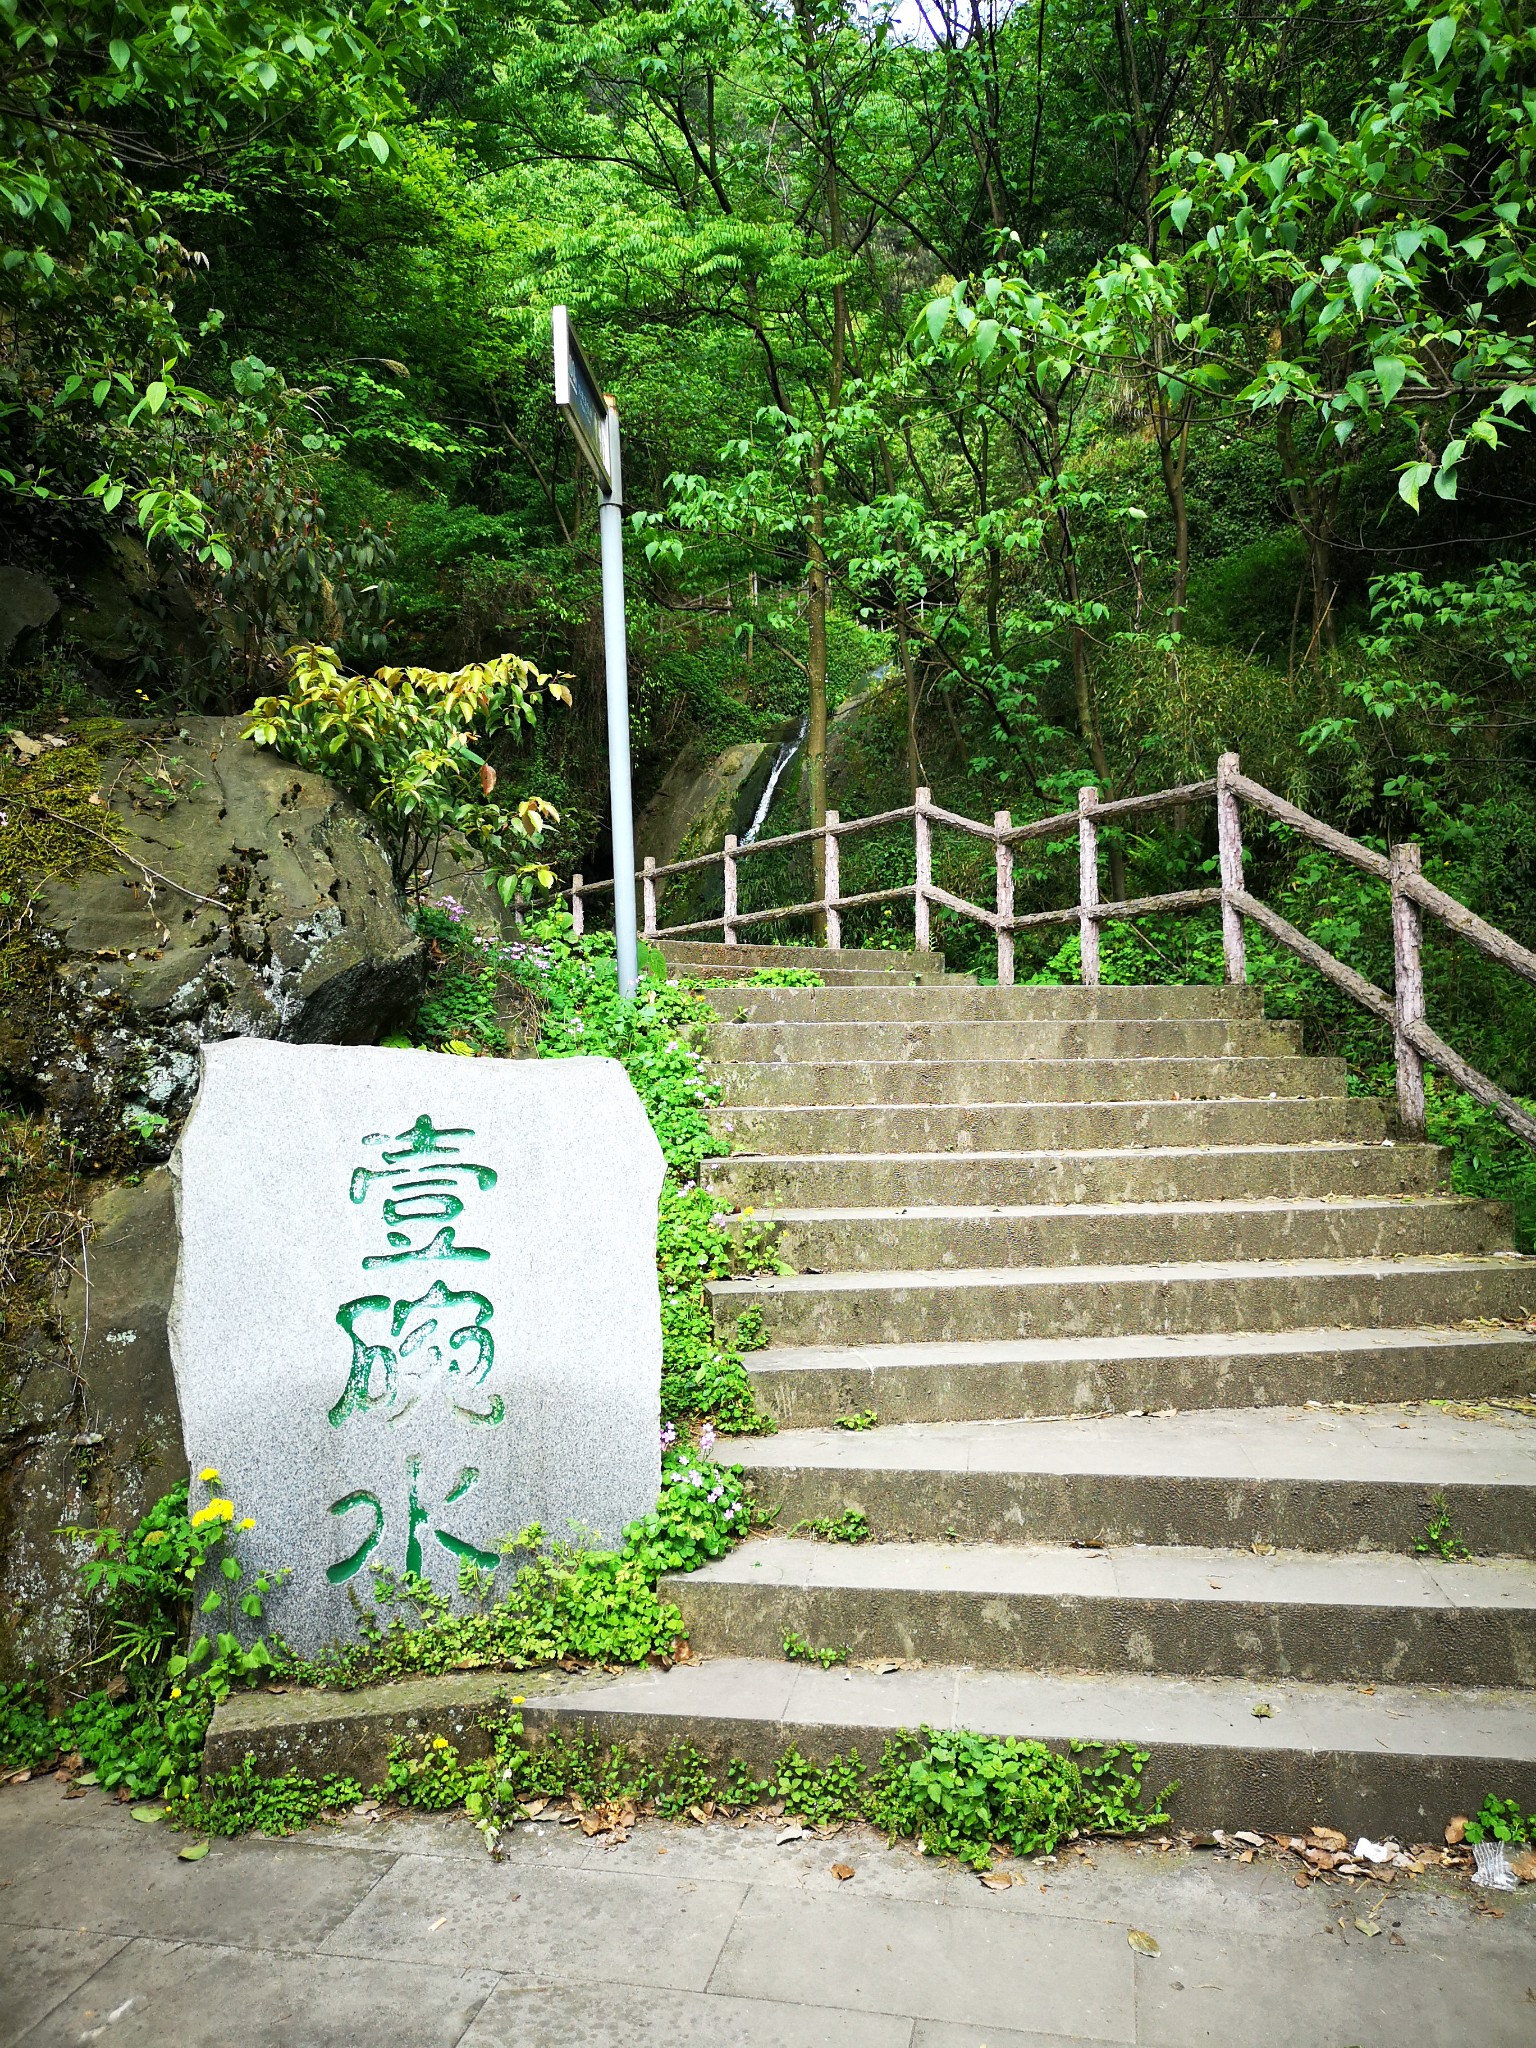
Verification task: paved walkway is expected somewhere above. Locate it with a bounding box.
[1,1778,1531,2046]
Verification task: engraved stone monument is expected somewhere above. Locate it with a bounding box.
[169,1039,665,1655]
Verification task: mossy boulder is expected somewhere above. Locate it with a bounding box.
[6,716,422,1167]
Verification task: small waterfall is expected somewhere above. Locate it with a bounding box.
[742,716,808,844]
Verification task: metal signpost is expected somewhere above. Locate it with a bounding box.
[553,305,639,999]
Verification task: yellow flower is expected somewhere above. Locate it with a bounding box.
[512,1696,525,1706]
[742,1206,755,1217]
[170,1687,182,1700]
[238,1518,256,1531]
[190,1497,235,1528]
[431,1735,450,1750]
[199,1467,220,1483]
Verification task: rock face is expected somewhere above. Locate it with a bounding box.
[23,717,422,1162]
[0,566,59,666]
[0,1171,186,1681]
[170,1040,665,1656]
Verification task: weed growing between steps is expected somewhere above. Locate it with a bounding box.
[791,1510,871,1542]
[701,968,825,988]
[783,1633,849,1667]
[405,902,780,1430]
[376,1715,1170,1870]
[1463,1794,1535,1845]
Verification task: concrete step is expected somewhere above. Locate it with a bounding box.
[742,1196,1512,1271]
[717,1054,1348,1107]
[687,966,978,985]
[712,1095,1395,1154]
[710,1254,1536,1346]
[663,941,950,972]
[731,1405,1536,1554]
[704,1142,1450,1208]
[203,1658,1536,1839]
[701,982,1266,1023]
[745,1326,1536,1425]
[711,1019,1303,1062]
[663,1535,1536,1686]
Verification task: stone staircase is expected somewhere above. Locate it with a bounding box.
[552,942,1536,1837]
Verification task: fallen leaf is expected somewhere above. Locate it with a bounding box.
[131,1805,165,1824]
[1128,1929,1160,1957]
[1251,1541,1276,1556]
[7,730,44,761]
[1311,1827,1348,1852]
[687,1805,710,1826]
[1354,1918,1381,1937]
[1445,1816,1467,1845]
[1251,1702,1274,1719]
[178,1840,210,1862]
[777,1825,805,1845]
[980,1872,1013,1890]
[521,1799,548,1818]
[831,1863,855,1882]
[1233,1831,1264,1848]
[1508,1848,1536,1883]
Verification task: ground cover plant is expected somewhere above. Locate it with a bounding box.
[374,1714,1171,1871]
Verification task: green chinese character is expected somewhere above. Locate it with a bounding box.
[330,1281,502,1428]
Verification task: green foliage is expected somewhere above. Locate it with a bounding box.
[835,1410,878,1432]
[1463,1794,1535,1847]
[0,1477,277,1799]
[174,1756,362,1838]
[246,645,570,895]
[865,1730,1169,1871]
[783,1633,848,1669]
[791,1510,871,1544]
[1416,1494,1472,1563]
[734,1305,768,1352]
[381,1718,1169,1871]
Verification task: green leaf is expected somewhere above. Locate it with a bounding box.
[1373,356,1407,404]
[108,38,131,72]
[972,319,1000,365]
[1347,262,1381,315]
[1169,196,1192,234]
[1426,14,1455,68]
[144,381,168,415]
[178,1839,211,1861]
[924,298,949,345]
[1398,461,1433,512]
[131,1804,165,1823]
[366,131,390,164]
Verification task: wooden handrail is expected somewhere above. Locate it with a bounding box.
[529,756,1532,1155]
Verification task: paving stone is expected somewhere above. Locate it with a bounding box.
[459,1980,914,2048]
[0,1828,392,1946]
[319,1853,747,1992]
[709,1886,1136,2038]
[12,1938,497,2048]
[0,1926,128,2048]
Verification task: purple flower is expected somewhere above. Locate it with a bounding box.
[659,1423,678,1450]
[707,1486,723,1504]
[699,1424,717,1456]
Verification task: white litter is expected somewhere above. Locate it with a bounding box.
[1472,1840,1519,1892]
[1353,1838,1396,1864]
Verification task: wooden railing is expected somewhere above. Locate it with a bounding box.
[554,750,1536,1149]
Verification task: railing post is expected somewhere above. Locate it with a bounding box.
[570,874,584,937]
[824,811,841,949]
[1078,786,1101,986]
[994,811,1014,987]
[914,787,931,952]
[1392,840,1426,1139]
[722,834,738,947]
[1216,750,1247,984]
[642,856,657,940]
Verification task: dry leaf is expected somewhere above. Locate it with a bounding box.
[980,1872,1013,1890]
[480,762,497,796]
[1445,1816,1467,1845]
[1311,1827,1348,1851]
[777,1825,805,1845]
[1127,1929,1160,1957]
[1353,1918,1381,1937]
[1507,1848,1536,1883]
[1251,1702,1274,1719]
[1233,1831,1264,1847]
[831,1863,855,1882]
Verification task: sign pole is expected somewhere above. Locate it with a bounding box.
[552,306,639,1000]
[599,403,639,1000]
